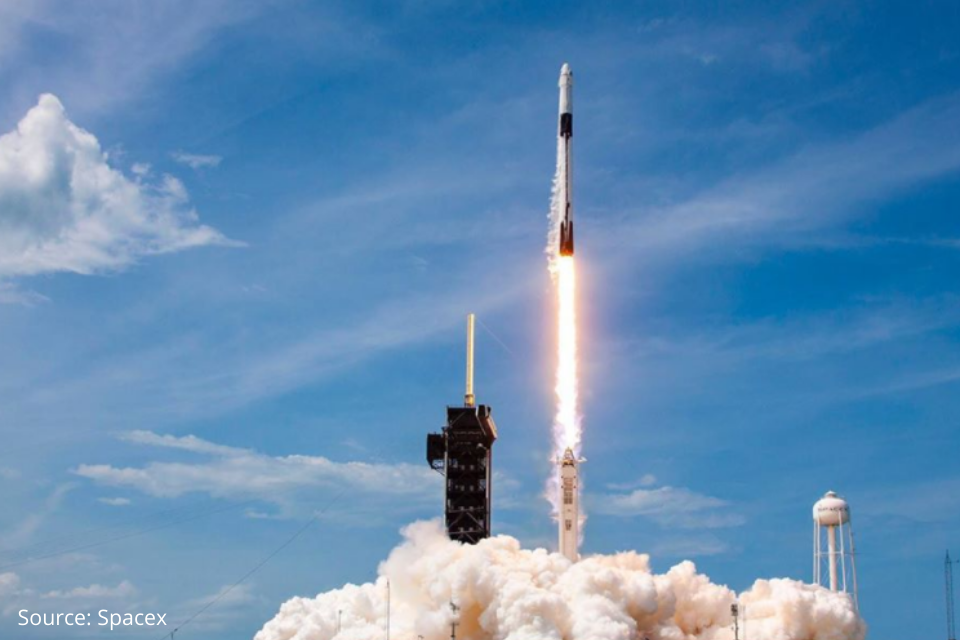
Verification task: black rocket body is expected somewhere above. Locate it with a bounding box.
[558,63,574,257]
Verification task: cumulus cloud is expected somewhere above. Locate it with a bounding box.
[74,431,440,516]
[0,94,236,281]
[592,485,746,529]
[172,151,223,170]
[255,520,865,640]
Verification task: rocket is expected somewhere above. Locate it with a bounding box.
[558,447,580,562]
[558,63,574,257]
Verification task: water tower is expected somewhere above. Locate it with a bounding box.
[813,490,859,609]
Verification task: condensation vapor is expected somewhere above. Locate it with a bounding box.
[255,521,866,640]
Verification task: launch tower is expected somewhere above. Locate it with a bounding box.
[426,314,498,544]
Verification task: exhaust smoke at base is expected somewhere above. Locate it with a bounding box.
[254,520,866,640]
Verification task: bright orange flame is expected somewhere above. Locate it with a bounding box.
[554,255,579,454]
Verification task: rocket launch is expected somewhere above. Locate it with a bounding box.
[256,62,867,640]
[551,63,582,563]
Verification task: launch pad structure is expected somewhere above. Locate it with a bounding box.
[426,314,498,544]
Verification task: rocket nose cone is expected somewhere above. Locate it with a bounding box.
[561,63,571,75]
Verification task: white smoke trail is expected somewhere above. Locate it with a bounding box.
[254,520,866,640]
[546,137,565,275]
[546,125,583,536]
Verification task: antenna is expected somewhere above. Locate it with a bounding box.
[465,314,475,407]
[948,551,957,640]
[450,600,460,640]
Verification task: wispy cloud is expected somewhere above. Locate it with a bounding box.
[605,474,658,491]
[0,282,48,307]
[41,579,136,600]
[0,572,138,616]
[0,1,267,121]
[1,484,74,549]
[97,497,132,507]
[628,295,960,366]
[604,93,960,262]
[592,485,745,529]
[172,151,223,170]
[75,431,440,517]
[858,476,960,524]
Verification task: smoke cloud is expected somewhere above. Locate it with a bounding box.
[255,520,865,640]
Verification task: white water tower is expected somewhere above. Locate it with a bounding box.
[813,490,859,609]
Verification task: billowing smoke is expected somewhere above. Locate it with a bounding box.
[255,520,865,640]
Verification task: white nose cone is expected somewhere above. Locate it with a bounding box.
[558,63,573,117]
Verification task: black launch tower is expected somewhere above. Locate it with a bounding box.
[426,314,498,544]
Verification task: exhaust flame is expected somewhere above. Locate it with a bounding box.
[547,135,581,465]
[553,255,580,456]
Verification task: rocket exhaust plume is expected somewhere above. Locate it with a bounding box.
[549,63,582,562]
[255,521,867,640]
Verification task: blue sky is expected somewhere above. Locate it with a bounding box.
[1,0,959,638]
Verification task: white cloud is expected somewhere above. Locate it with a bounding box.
[0,282,48,306]
[0,572,20,599]
[0,572,137,616]
[75,431,440,516]
[172,151,223,170]
[121,429,248,457]
[97,497,131,507]
[592,485,746,529]
[606,474,657,491]
[0,94,237,281]
[131,162,151,177]
[42,580,136,600]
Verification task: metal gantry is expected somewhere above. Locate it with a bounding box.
[426,315,498,544]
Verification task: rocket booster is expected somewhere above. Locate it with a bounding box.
[558,447,580,562]
[558,63,574,257]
